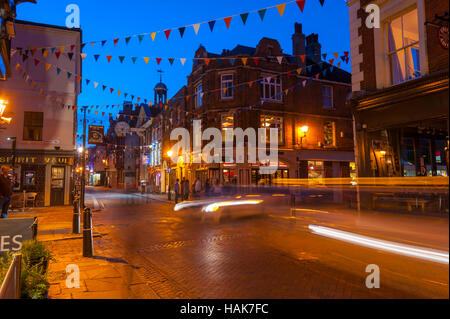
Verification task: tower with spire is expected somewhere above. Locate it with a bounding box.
[154,70,168,105]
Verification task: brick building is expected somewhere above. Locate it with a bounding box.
[348,0,449,177]
[143,23,354,193]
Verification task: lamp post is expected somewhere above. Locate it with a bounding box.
[298,126,309,147]
[6,136,16,188]
[80,106,88,210]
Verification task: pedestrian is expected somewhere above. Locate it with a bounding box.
[0,166,13,219]
[205,179,211,196]
[195,178,201,198]
[174,179,180,204]
[180,177,186,201]
[184,178,190,200]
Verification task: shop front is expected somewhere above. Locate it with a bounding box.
[0,150,74,206]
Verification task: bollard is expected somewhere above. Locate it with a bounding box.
[82,207,94,257]
[290,194,296,217]
[72,196,80,234]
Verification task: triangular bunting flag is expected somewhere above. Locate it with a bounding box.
[45,63,51,71]
[106,55,112,63]
[81,53,87,60]
[277,56,283,64]
[204,58,211,66]
[94,82,99,88]
[334,52,339,59]
[94,54,100,62]
[179,27,186,38]
[125,37,131,44]
[253,57,259,66]
[240,13,249,25]
[319,0,325,6]
[164,29,171,40]
[56,68,62,75]
[144,57,150,64]
[55,51,61,59]
[208,20,216,32]
[113,38,119,46]
[296,0,306,12]
[156,58,162,65]
[224,17,232,29]
[151,32,156,41]
[67,72,72,79]
[276,3,286,17]
[34,59,40,66]
[230,58,235,65]
[258,9,266,21]
[138,34,144,43]
[241,57,248,66]
[180,58,186,65]
[101,40,107,46]
[193,23,201,35]
[168,58,175,65]
[131,57,137,64]
[119,56,125,63]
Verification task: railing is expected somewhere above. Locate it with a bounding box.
[0,254,22,299]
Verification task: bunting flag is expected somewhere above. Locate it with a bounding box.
[224,17,232,29]
[276,3,286,17]
[193,23,201,35]
[179,27,186,38]
[13,1,330,53]
[208,20,216,32]
[258,9,267,21]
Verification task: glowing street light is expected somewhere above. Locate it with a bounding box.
[0,99,12,124]
[166,150,173,157]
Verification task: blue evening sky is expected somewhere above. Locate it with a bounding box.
[17,0,350,146]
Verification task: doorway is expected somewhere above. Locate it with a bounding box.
[50,166,65,206]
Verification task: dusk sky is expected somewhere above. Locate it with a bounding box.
[18,0,350,146]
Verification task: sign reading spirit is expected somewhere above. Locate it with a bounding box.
[0,156,74,166]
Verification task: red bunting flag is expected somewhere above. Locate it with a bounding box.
[224,17,232,29]
[113,38,119,46]
[296,0,306,12]
[204,58,211,66]
[55,51,61,59]
[329,59,334,66]
[106,55,112,62]
[164,29,171,40]
[253,57,259,66]
[34,59,40,66]
[77,76,82,82]
[110,88,114,93]
[156,58,162,65]
[300,55,306,63]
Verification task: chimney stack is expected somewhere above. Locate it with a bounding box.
[306,33,322,64]
[292,23,306,67]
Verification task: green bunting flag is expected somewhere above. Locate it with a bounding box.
[240,13,249,25]
[258,9,267,21]
[138,34,144,43]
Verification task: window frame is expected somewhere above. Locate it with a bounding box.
[23,111,44,141]
[322,85,334,109]
[261,76,282,103]
[260,114,284,145]
[221,74,234,100]
[194,83,203,108]
[323,121,336,147]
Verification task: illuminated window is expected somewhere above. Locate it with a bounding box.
[221,75,233,99]
[322,85,333,108]
[221,114,234,140]
[260,115,284,144]
[262,76,282,102]
[195,84,203,108]
[323,121,336,147]
[308,161,324,179]
[387,9,421,85]
[23,111,43,141]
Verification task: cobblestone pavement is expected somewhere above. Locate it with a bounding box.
[86,188,449,299]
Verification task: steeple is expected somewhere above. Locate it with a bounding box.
[154,70,168,105]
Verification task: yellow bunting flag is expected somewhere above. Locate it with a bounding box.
[334,52,339,59]
[151,32,156,41]
[60,46,65,54]
[144,57,150,64]
[296,68,302,74]
[241,57,248,66]
[118,90,121,96]
[43,50,48,59]
[276,3,286,17]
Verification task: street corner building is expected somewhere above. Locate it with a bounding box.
[0,20,82,206]
[140,23,356,194]
[347,0,449,178]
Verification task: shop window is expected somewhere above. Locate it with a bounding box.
[323,121,336,147]
[322,85,333,108]
[260,115,284,144]
[308,161,324,179]
[23,111,43,141]
[24,171,36,186]
[195,84,203,108]
[51,167,64,189]
[221,114,234,140]
[387,9,421,85]
[221,75,233,100]
[262,76,282,102]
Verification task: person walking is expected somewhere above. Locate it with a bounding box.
[195,178,201,198]
[0,166,13,219]
[205,179,211,196]
[180,177,185,201]
[174,179,180,204]
[183,178,190,200]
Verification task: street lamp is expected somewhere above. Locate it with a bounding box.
[0,99,12,124]
[166,150,173,158]
[298,126,309,146]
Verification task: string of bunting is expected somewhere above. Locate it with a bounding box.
[17,50,350,113]
[12,0,325,52]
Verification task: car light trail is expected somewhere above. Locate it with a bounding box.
[202,200,263,213]
[174,200,218,211]
[308,225,449,264]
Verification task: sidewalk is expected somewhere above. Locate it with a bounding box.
[8,206,159,299]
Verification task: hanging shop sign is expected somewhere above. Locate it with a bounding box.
[438,25,449,50]
[0,155,74,166]
[88,125,105,144]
